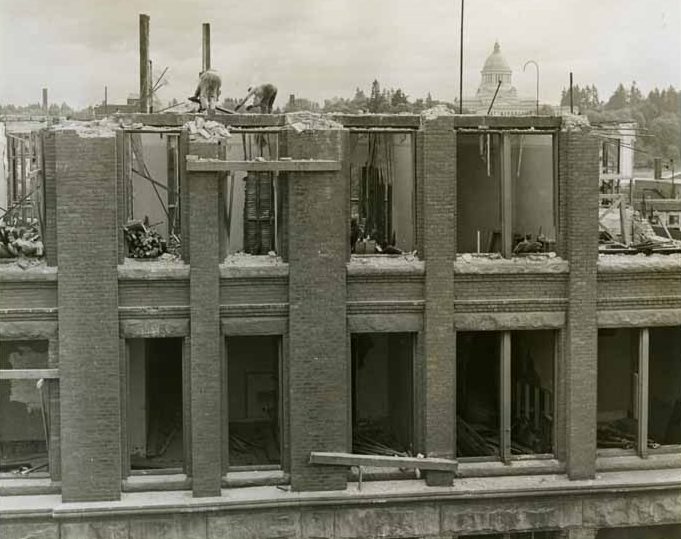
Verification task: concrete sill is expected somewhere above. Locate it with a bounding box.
[596,453,681,473]
[347,255,425,276]
[0,262,56,281]
[457,458,564,478]
[222,469,288,488]
[454,254,568,274]
[118,259,189,280]
[122,474,190,492]
[0,477,60,496]
[219,262,289,279]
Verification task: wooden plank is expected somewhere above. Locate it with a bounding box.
[309,451,458,471]
[0,368,59,379]
[186,158,341,173]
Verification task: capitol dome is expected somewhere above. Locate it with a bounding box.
[482,41,511,74]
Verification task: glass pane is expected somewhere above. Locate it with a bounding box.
[510,134,555,253]
[511,331,555,455]
[597,328,638,450]
[0,379,50,473]
[648,327,681,446]
[457,133,502,254]
[0,340,49,369]
[349,133,415,254]
[352,333,414,456]
[457,332,500,458]
[128,338,184,470]
[227,336,280,466]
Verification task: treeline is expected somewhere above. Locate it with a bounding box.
[560,82,679,168]
[0,102,77,116]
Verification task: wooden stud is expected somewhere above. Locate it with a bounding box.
[638,328,649,458]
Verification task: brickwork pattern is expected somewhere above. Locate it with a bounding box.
[42,131,58,266]
[286,129,348,491]
[189,170,222,496]
[422,123,457,478]
[562,131,600,479]
[55,131,121,501]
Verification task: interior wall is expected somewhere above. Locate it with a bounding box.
[648,326,681,444]
[597,328,637,422]
[227,336,279,421]
[128,339,147,456]
[457,134,501,253]
[511,135,554,241]
[132,133,169,238]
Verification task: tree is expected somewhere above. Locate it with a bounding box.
[604,83,629,110]
[368,79,385,113]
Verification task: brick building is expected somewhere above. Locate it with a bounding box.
[1,111,680,539]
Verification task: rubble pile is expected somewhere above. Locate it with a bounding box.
[286,111,343,133]
[561,113,590,132]
[420,104,458,120]
[0,221,43,259]
[123,219,167,259]
[183,117,231,142]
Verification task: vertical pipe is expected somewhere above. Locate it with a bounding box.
[104,86,108,115]
[148,60,154,112]
[500,332,512,463]
[42,88,48,114]
[637,328,649,458]
[569,72,574,114]
[202,23,211,72]
[459,0,464,114]
[536,65,539,115]
[139,14,150,113]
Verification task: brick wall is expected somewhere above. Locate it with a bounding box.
[42,131,58,266]
[188,170,222,496]
[54,130,121,501]
[562,129,600,479]
[286,129,349,491]
[421,121,457,485]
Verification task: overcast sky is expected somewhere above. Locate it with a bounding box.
[1,0,679,109]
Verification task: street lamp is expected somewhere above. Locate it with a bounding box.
[523,60,539,115]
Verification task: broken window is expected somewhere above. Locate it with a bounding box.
[121,131,182,258]
[597,328,639,451]
[127,338,184,471]
[457,132,556,256]
[226,336,281,467]
[0,340,54,476]
[457,330,555,459]
[1,129,45,259]
[220,132,283,258]
[352,333,414,457]
[349,132,415,255]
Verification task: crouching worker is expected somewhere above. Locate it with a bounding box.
[191,69,222,113]
[236,83,278,113]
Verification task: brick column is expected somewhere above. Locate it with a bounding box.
[287,129,348,491]
[55,131,121,501]
[41,131,58,266]
[188,170,222,497]
[421,120,457,486]
[562,128,600,479]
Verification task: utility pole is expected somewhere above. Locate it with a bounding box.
[202,23,211,72]
[459,0,464,114]
[569,72,574,114]
[139,14,150,113]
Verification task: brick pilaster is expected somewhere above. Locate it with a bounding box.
[562,129,600,479]
[188,170,222,496]
[56,130,121,501]
[421,121,457,485]
[41,131,58,266]
[287,129,348,491]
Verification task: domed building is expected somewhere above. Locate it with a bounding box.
[463,41,537,115]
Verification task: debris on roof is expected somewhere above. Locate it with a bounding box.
[285,111,343,133]
[183,116,231,141]
[0,222,43,259]
[420,104,458,120]
[561,113,590,132]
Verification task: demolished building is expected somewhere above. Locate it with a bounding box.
[0,109,680,539]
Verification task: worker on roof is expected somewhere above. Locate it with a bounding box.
[192,69,222,114]
[235,83,278,114]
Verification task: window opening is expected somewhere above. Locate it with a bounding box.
[349,133,415,255]
[128,338,184,470]
[0,340,52,475]
[351,333,414,457]
[226,336,281,467]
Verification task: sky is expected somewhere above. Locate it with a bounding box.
[0,0,679,109]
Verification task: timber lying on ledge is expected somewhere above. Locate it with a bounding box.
[186,156,341,172]
[309,451,458,472]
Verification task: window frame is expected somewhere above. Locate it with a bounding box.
[455,129,559,258]
[456,329,558,463]
[0,338,58,479]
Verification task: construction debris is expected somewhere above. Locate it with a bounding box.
[0,221,43,259]
[123,219,167,259]
[183,116,231,142]
[597,420,660,450]
[286,111,343,133]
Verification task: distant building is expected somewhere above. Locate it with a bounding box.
[463,41,540,115]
